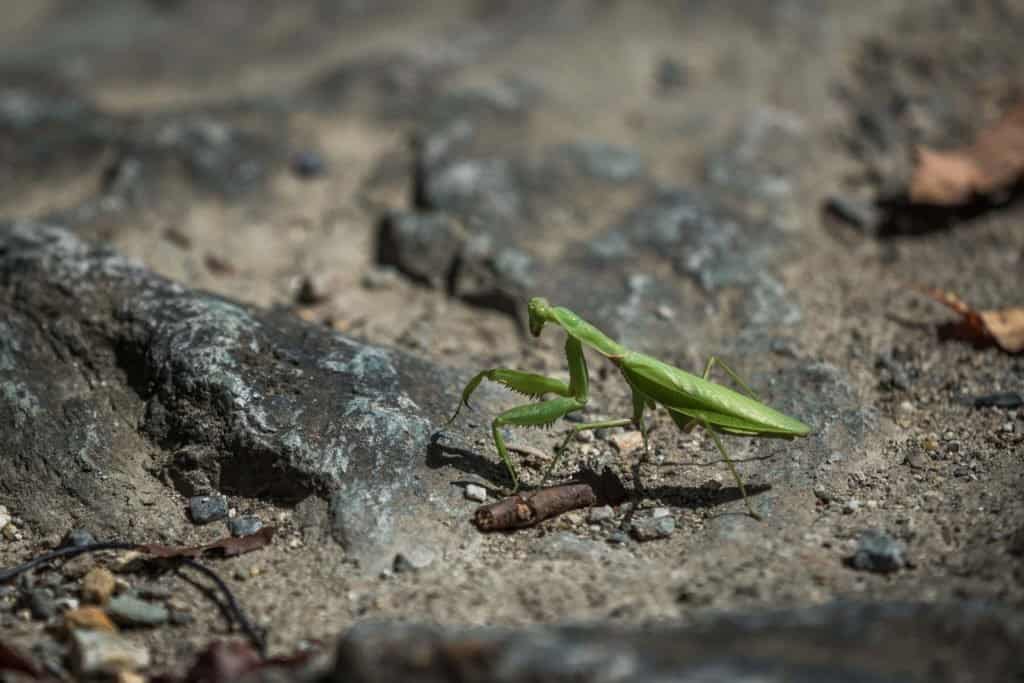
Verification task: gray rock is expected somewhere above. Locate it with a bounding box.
[588,505,615,523]
[106,594,170,627]
[228,515,264,537]
[0,222,471,574]
[327,603,1024,682]
[848,529,908,573]
[189,495,228,524]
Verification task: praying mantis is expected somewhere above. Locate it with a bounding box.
[445,297,811,519]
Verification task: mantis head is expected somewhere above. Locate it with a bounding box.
[527,297,552,337]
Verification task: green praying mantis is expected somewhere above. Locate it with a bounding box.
[445,297,811,519]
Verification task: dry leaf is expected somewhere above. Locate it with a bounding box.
[909,102,1024,205]
[919,287,1024,352]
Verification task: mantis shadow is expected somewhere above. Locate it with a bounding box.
[426,431,513,496]
[427,432,773,516]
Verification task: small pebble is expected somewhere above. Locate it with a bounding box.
[588,505,615,523]
[82,568,116,605]
[630,514,676,541]
[228,516,264,537]
[360,266,401,290]
[842,499,862,515]
[27,589,56,620]
[64,606,117,632]
[60,528,97,549]
[71,629,150,675]
[106,595,169,627]
[606,530,629,545]
[169,608,194,626]
[188,495,228,524]
[848,529,907,573]
[608,431,645,455]
[575,430,595,443]
[55,596,80,612]
[812,487,832,503]
[291,150,327,178]
[0,505,10,530]
[465,484,488,503]
[2,524,18,541]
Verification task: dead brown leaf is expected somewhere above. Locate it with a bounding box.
[909,102,1024,205]
[919,287,1024,352]
[139,526,275,560]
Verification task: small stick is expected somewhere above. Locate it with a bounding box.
[474,483,596,531]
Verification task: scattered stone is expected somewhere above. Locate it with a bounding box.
[291,150,327,179]
[2,524,18,541]
[464,484,488,503]
[0,505,10,530]
[565,141,645,182]
[575,429,595,443]
[392,546,436,573]
[82,567,117,605]
[106,595,169,627]
[65,606,117,632]
[71,629,150,675]
[824,195,881,231]
[842,499,862,515]
[608,431,645,455]
[377,211,464,289]
[631,513,676,541]
[188,495,228,524]
[228,515,264,537]
[360,265,402,290]
[812,487,833,503]
[847,529,907,573]
[588,505,615,523]
[655,57,689,94]
[117,670,147,683]
[606,530,629,545]
[55,596,80,612]
[27,588,56,620]
[168,608,194,626]
[296,271,340,304]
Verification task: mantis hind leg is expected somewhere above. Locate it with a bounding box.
[700,417,761,520]
[701,356,760,402]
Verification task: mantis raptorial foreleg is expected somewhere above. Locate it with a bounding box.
[447,337,593,489]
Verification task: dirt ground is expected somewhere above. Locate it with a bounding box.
[1,1,1022,680]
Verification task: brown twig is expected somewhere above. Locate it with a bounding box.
[474,483,597,531]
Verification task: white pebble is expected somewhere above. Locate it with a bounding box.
[465,484,488,502]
